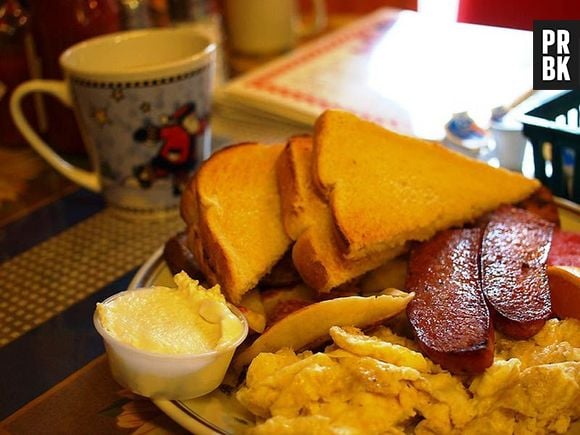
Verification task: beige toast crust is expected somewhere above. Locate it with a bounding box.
[181,175,218,284]
[276,134,313,240]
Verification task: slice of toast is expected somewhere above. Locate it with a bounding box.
[181,175,219,286]
[181,143,291,303]
[313,110,540,260]
[276,135,323,241]
[277,135,404,292]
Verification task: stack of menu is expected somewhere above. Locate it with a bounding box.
[215,8,533,140]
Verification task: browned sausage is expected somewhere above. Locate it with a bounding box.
[481,206,554,339]
[260,250,302,287]
[163,232,204,280]
[517,185,560,227]
[406,228,493,374]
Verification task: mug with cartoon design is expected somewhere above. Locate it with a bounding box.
[10,27,215,218]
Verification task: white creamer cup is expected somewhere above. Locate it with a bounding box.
[491,120,528,172]
[94,290,248,400]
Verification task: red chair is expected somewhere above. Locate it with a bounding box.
[457,0,580,30]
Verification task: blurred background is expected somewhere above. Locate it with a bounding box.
[1,0,580,220]
[4,0,580,150]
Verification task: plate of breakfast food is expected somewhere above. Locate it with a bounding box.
[122,110,580,434]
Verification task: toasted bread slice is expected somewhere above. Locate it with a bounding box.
[181,175,218,286]
[182,143,291,303]
[277,136,403,292]
[276,135,320,240]
[313,110,541,260]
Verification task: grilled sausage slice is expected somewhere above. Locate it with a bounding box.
[517,185,560,226]
[407,228,493,374]
[548,230,580,267]
[481,206,554,339]
[163,232,204,280]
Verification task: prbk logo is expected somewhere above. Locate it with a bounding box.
[534,21,580,89]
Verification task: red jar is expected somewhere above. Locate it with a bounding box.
[0,0,36,148]
[29,0,121,155]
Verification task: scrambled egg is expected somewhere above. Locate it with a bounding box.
[236,319,580,434]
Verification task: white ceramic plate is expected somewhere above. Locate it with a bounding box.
[129,198,580,434]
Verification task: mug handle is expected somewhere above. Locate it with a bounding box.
[10,80,101,192]
[298,0,327,37]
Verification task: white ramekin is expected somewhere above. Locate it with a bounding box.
[94,289,248,400]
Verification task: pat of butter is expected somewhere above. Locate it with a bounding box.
[97,272,244,355]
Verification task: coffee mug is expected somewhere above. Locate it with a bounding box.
[11,27,215,217]
[224,0,327,56]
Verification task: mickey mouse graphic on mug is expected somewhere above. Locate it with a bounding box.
[132,102,208,196]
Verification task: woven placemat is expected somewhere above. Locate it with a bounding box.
[0,210,184,346]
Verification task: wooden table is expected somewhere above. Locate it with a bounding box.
[0,8,540,434]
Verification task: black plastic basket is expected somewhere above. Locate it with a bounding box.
[521,90,580,203]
